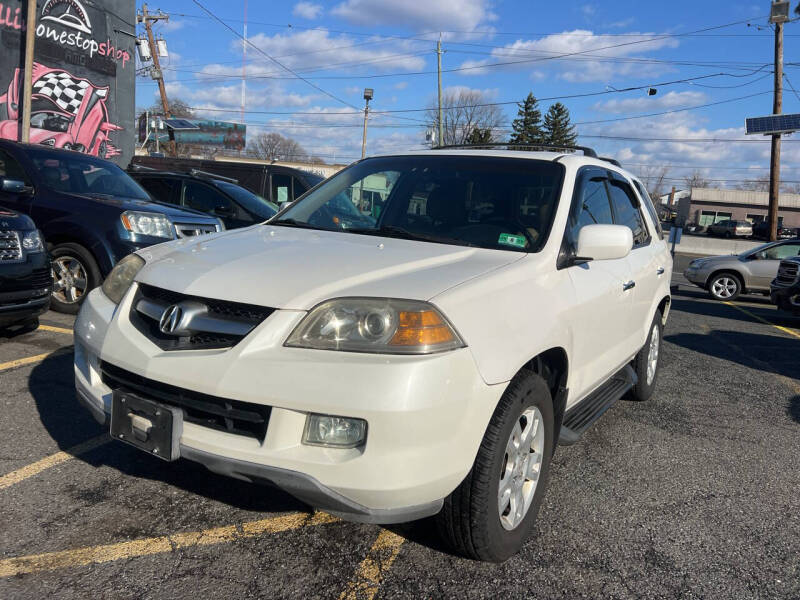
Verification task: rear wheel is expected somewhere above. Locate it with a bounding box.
[627,314,662,401]
[436,371,554,562]
[50,243,101,314]
[708,272,742,301]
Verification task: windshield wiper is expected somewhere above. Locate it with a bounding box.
[347,225,476,247]
[269,218,329,231]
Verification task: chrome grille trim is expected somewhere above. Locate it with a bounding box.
[0,230,22,261]
[173,223,219,238]
[776,260,799,286]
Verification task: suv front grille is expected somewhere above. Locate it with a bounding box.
[0,230,22,261]
[129,283,274,351]
[777,260,799,285]
[174,223,219,238]
[100,362,271,441]
[0,267,51,293]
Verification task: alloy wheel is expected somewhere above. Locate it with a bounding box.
[711,277,738,299]
[52,256,88,304]
[498,405,545,531]
[646,323,660,386]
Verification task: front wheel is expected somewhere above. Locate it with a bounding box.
[436,371,554,562]
[708,272,741,301]
[50,243,101,314]
[627,314,663,401]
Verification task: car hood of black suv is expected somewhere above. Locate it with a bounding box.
[0,206,36,230]
[69,192,216,222]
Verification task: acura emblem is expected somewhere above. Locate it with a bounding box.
[159,304,183,334]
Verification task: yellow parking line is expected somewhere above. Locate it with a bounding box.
[38,324,73,335]
[0,347,71,373]
[339,529,406,600]
[0,435,109,491]
[724,301,800,340]
[0,511,338,577]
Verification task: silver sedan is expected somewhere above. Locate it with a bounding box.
[684,239,800,300]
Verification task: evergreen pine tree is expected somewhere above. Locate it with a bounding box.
[508,93,543,146]
[466,127,493,146]
[542,102,577,147]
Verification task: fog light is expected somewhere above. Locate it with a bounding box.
[303,414,367,448]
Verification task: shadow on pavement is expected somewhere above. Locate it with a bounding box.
[28,352,307,514]
[665,329,800,383]
[671,293,800,330]
[790,396,800,424]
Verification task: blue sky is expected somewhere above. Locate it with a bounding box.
[136,0,800,190]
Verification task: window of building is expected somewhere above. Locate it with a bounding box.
[746,214,765,223]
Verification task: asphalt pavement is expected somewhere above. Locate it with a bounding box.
[0,276,798,599]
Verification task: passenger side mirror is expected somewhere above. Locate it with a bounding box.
[575,224,633,262]
[213,205,235,217]
[1,178,28,194]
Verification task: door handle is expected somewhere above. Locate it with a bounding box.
[657,267,665,275]
[623,280,636,291]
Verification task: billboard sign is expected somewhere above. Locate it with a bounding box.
[139,115,246,152]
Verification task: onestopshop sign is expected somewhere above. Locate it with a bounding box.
[0,0,131,67]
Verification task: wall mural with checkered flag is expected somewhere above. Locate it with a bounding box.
[0,0,135,165]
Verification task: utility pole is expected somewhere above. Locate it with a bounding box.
[436,36,443,147]
[20,0,37,143]
[767,17,783,242]
[361,88,373,159]
[138,4,171,118]
[240,0,247,127]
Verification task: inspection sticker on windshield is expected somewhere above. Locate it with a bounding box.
[498,233,526,248]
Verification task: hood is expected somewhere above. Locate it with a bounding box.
[136,225,525,310]
[0,206,35,230]
[690,254,742,267]
[58,192,217,222]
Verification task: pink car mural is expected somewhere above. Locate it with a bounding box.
[0,63,121,158]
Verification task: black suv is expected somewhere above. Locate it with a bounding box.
[129,169,280,230]
[0,141,222,313]
[770,257,800,315]
[0,206,51,330]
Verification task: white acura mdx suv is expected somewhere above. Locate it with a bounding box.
[74,147,672,561]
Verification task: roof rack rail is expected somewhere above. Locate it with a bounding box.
[434,143,598,158]
[128,163,156,171]
[188,168,239,184]
[599,156,621,167]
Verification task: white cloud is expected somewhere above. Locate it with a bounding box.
[332,0,495,32]
[581,4,596,17]
[593,91,708,114]
[458,29,679,82]
[293,2,323,19]
[444,85,499,100]
[393,81,408,90]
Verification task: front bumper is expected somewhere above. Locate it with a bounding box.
[74,286,505,523]
[770,283,800,314]
[0,252,52,327]
[683,267,708,287]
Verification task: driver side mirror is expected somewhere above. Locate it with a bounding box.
[1,178,30,194]
[576,224,633,262]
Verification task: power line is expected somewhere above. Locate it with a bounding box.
[191,0,359,110]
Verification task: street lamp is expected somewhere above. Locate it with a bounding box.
[361,88,373,159]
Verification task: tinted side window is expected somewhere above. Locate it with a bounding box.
[608,180,649,247]
[632,180,662,236]
[570,175,613,243]
[0,150,30,184]
[137,177,179,204]
[183,181,231,213]
[293,177,308,198]
[272,174,291,203]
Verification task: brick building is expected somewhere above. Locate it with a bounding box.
[675,187,800,228]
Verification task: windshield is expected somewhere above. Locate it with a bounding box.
[215,180,279,219]
[276,155,564,252]
[740,241,780,257]
[30,111,72,132]
[28,149,151,200]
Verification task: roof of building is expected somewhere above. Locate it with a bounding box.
[690,186,800,209]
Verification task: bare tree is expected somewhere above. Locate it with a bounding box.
[426,90,505,146]
[148,98,194,118]
[636,165,671,200]
[736,177,770,192]
[247,132,308,161]
[683,170,708,190]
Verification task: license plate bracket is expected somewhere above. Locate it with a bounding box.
[110,390,183,461]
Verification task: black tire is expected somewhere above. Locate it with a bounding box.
[436,371,554,562]
[707,272,742,301]
[725,231,732,239]
[627,313,663,402]
[50,243,101,314]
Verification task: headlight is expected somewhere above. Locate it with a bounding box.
[120,211,174,239]
[101,253,145,304]
[40,138,56,147]
[285,298,465,354]
[20,230,44,252]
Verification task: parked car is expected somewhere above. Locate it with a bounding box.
[129,168,280,230]
[707,219,753,238]
[74,147,672,562]
[0,206,51,331]
[770,257,800,314]
[0,141,223,313]
[752,220,796,240]
[684,222,706,234]
[130,156,325,207]
[684,238,800,300]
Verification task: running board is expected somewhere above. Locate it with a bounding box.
[558,364,637,445]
